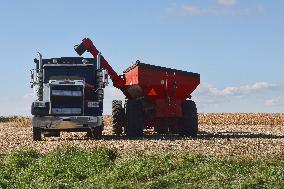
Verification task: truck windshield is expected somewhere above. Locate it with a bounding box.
[44,65,96,84]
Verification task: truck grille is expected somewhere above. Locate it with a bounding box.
[52,90,82,97]
[50,85,84,115]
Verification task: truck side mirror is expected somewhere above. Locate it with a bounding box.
[30,70,34,88]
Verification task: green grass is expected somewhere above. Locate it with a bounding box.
[1,148,284,189]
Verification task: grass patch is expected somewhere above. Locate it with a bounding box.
[1,148,284,189]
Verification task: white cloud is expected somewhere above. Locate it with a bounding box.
[265,97,284,107]
[196,82,277,97]
[220,82,276,96]
[217,0,237,6]
[192,82,284,112]
[180,5,230,15]
[19,92,34,101]
[165,3,263,16]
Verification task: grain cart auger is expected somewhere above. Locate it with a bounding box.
[74,38,200,137]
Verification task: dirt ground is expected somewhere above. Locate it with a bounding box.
[1,117,284,157]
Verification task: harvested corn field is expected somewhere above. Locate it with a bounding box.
[0,114,284,157]
[199,113,284,126]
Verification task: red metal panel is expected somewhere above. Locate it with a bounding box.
[155,99,182,117]
[124,63,200,118]
[124,64,200,101]
[125,66,139,85]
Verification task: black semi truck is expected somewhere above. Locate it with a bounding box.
[30,53,108,141]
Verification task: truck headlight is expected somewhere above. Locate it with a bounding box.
[34,102,46,108]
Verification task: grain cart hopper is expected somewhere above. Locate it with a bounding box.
[74,38,200,137]
[30,53,108,141]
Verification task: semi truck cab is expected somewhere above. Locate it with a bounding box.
[30,53,108,141]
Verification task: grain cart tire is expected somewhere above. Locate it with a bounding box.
[179,100,198,137]
[112,100,125,135]
[155,127,168,134]
[169,126,179,134]
[33,127,42,141]
[125,99,144,137]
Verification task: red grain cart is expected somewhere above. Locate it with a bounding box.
[75,38,200,137]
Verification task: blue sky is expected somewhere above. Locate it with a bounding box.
[0,0,283,115]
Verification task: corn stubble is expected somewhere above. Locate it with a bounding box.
[199,113,284,126]
[0,113,284,157]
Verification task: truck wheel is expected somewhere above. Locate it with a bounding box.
[88,126,103,139]
[112,100,124,135]
[179,100,198,137]
[54,131,60,137]
[44,131,60,137]
[125,99,144,137]
[33,127,42,141]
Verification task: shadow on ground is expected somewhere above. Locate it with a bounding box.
[53,131,284,141]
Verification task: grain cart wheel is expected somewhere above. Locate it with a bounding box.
[125,99,144,137]
[155,127,168,134]
[112,100,125,135]
[169,126,179,134]
[33,127,42,141]
[179,100,198,137]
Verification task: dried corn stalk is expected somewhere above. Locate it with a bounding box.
[0,116,31,127]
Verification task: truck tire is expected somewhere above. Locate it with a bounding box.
[88,126,103,139]
[33,127,42,141]
[44,131,60,137]
[179,100,198,137]
[125,99,144,137]
[112,100,124,135]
